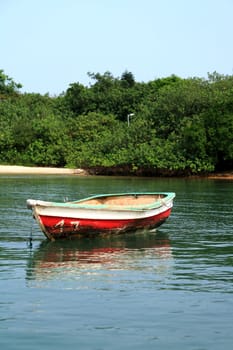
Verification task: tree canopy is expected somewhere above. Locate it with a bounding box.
[0,69,232,175]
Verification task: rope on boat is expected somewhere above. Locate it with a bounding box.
[27,210,36,248]
[27,224,33,248]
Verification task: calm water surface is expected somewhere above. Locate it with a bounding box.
[0,175,232,349]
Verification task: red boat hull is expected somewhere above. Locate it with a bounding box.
[38,208,172,239]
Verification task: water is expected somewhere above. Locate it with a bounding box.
[0,175,232,349]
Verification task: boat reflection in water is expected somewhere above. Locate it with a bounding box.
[26,231,173,283]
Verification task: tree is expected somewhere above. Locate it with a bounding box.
[0,69,22,97]
[149,77,210,137]
[64,82,93,115]
[121,70,135,88]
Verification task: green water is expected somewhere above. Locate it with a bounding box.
[0,175,232,349]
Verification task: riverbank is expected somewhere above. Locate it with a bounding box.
[0,165,232,179]
[205,172,233,180]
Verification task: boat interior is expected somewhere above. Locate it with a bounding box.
[74,194,165,207]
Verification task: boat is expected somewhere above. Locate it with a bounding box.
[26,192,175,241]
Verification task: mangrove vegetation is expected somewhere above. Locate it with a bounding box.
[0,69,232,175]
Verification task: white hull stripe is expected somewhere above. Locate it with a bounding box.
[34,201,173,220]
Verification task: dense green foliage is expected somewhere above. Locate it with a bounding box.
[0,69,232,175]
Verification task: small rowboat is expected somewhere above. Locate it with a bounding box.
[26,192,175,241]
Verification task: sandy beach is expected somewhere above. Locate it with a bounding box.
[0,165,87,175]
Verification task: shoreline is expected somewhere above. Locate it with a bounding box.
[0,165,87,175]
[205,173,233,180]
[0,165,232,179]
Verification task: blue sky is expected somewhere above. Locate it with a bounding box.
[1,0,233,95]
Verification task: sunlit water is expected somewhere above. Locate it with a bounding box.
[0,175,232,349]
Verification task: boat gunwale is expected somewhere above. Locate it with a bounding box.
[27,192,176,212]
